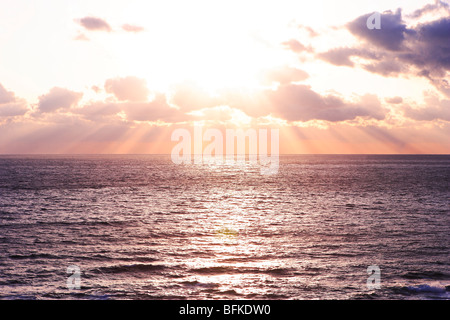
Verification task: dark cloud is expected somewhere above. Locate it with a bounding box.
[266,84,385,122]
[427,77,450,97]
[105,76,149,102]
[411,17,450,73]
[347,9,411,52]
[318,9,450,97]
[37,87,83,113]
[77,17,112,32]
[122,24,145,33]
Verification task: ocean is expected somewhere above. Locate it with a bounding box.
[0,154,448,300]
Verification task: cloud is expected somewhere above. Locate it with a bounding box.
[368,16,450,95]
[318,9,450,97]
[317,47,382,67]
[297,24,319,37]
[0,83,16,104]
[77,17,112,32]
[347,9,411,52]
[385,96,403,104]
[281,39,311,53]
[91,85,102,93]
[37,87,83,113]
[363,58,405,76]
[122,24,145,33]
[76,93,184,123]
[318,48,358,67]
[74,33,90,41]
[74,101,122,121]
[411,17,450,73]
[408,0,450,18]
[403,103,450,122]
[105,76,150,102]
[262,66,309,85]
[402,94,450,122]
[0,83,28,117]
[121,93,183,122]
[266,84,386,122]
[0,102,28,117]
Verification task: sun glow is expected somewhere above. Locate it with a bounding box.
[109,0,328,93]
[117,24,278,93]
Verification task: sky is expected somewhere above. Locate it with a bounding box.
[0,0,449,154]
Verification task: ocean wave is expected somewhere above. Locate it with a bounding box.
[92,263,169,275]
[405,284,448,294]
[388,282,450,299]
[190,266,294,276]
[180,280,220,289]
[0,279,28,285]
[402,271,449,280]
[0,220,132,229]
[9,253,64,260]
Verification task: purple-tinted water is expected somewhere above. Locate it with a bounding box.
[0,155,448,299]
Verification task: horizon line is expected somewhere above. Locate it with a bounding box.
[0,153,449,156]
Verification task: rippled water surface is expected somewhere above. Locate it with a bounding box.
[0,155,449,299]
